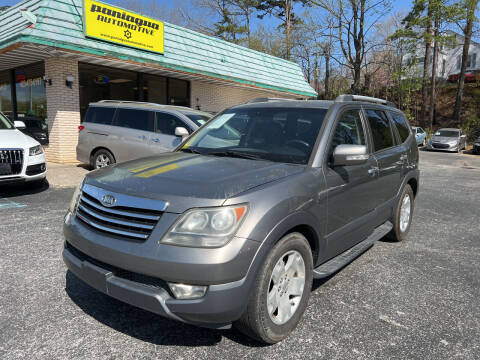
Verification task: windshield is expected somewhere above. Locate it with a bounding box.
[0,112,13,130]
[180,107,328,164]
[183,113,211,126]
[435,130,459,137]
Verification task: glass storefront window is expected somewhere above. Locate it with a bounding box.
[168,78,189,107]
[15,62,47,119]
[79,63,138,120]
[144,74,167,104]
[0,70,12,119]
[78,62,191,120]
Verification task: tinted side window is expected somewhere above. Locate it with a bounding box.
[114,109,154,132]
[365,109,394,151]
[390,112,410,143]
[328,109,366,163]
[331,110,366,147]
[84,107,115,125]
[156,112,188,135]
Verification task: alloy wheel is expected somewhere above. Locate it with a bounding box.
[399,194,411,233]
[267,250,306,325]
[95,154,111,169]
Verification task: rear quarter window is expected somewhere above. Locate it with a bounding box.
[84,107,115,125]
[390,112,411,143]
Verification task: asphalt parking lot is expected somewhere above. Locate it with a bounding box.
[0,150,479,359]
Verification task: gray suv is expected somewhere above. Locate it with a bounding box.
[63,95,419,343]
[77,101,211,169]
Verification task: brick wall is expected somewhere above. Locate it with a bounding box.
[190,81,297,113]
[44,57,80,163]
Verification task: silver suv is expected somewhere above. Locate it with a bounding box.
[76,101,211,169]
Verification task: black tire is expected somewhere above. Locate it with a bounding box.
[234,232,313,344]
[91,149,115,169]
[387,184,414,242]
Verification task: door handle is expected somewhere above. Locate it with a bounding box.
[368,167,379,177]
[152,138,160,143]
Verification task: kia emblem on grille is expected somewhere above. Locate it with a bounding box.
[101,194,116,207]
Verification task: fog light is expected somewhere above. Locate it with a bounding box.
[168,283,207,299]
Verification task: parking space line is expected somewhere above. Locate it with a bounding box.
[0,198,27,210]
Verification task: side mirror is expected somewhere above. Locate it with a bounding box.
[333,144,369,166]
[461,134,466,138]
[14,120,26,129]
[175,126,189,140]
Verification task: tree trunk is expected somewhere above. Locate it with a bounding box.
[285,0,291,60]
[429,23,439,130]
[353,63,362,94]
[452,0,477,122]
[246,11,251,48]
[325,54,330,98]
[420,6,433,128]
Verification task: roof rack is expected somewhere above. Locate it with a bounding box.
[97,100,165,107]
[247,97,298,104]
[96,100,193,110]
[335,94,396,108]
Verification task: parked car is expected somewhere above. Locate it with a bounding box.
[76,100,212,169]
[473,136,480,154]
[448,70,480,83]
[0,112,46,185]
[426,128,467,152]
[412,126,427,146]
[18,116,49,145]
[63,95,419,343]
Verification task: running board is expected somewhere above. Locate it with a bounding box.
[313,221,393,279]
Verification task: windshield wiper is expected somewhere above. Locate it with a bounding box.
[206,150,263,161]
[179,147,202,154]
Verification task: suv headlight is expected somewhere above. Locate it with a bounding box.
[161,205,248,248]
[29,145,44,156]
[69,179,85,213]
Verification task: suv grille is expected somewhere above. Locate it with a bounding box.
[0,149,23,176]
[76,192,162,240]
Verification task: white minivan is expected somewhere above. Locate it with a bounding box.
[0,112,47,185]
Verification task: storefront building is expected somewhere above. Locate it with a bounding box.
[0,0,316,163]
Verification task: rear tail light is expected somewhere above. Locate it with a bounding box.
[78,125,85,132]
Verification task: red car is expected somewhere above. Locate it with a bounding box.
[448,70,480,83]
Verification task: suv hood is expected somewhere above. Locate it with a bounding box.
[86,152,305,213]
[0,129,38,149]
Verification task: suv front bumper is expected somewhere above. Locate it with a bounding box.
[63,213,262,328]
[0,152,46,184]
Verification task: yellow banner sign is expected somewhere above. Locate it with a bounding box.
[84,0,164,54]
